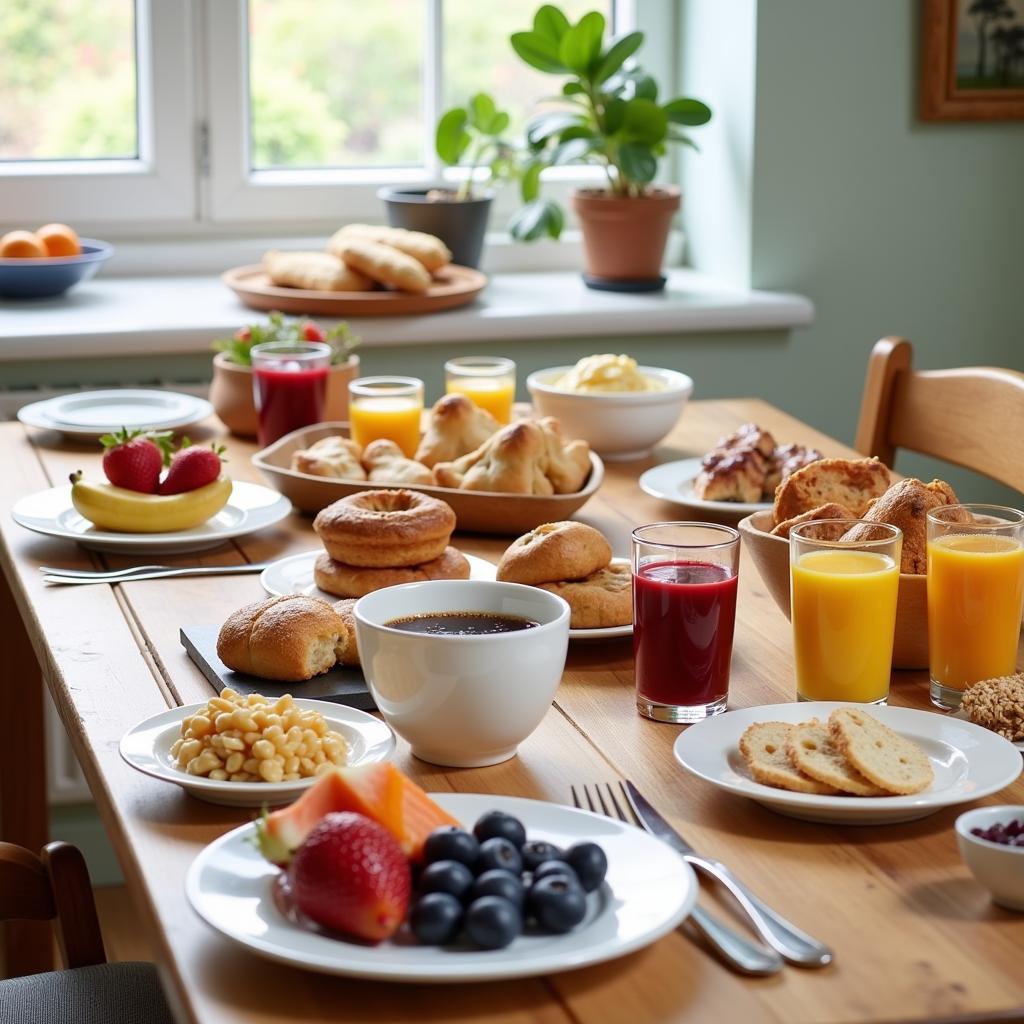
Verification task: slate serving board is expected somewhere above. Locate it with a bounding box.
[180,625,377,712]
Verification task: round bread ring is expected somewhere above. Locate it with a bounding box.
[496,521,611,585]
[313,488,455,567]
[536,563,632,629]
[314,547,470,598]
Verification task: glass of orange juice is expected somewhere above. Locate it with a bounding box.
[927,504,1024,710]
[348,376,424,458]
[790,521,902,704]
[444,356,516,424]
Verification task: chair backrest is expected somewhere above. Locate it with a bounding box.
[0,842,105,973]
[855,337,1024,493]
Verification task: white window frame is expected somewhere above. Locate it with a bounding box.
[0,0,195,227]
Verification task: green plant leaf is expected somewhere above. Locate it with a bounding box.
[526,110,586,146]
[563,81,585,96]
[633,74,658,101]
[520,159,544,201]
[533,4,571,45]
[594,31,644,83]
[667,129,700,151]
[549,136,597,165]
[435,107,470,165]
[511,31,566,73]
[622,98,667,144]
[544,200,565,239]
[508,198,563,241]
[663,97,712,126]
[469,93,497,131]
[617,142,657,184]
[558,124,597,142]
[491,111,510,136]
[603,97,627,133]
[559,11,606,74]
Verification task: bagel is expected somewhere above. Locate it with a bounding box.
[496,521,612,585]
[313,489,455,567]
[314,547,470,598]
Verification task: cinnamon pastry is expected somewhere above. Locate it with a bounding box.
[694,449,766,503]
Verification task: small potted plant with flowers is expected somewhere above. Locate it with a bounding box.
[209,312,359,437]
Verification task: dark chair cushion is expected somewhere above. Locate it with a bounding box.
[0,961,174,1024]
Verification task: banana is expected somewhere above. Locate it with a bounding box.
[70,474,233,533]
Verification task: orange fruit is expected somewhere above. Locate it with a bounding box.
[36,223,81,257]
[0,230,47,259]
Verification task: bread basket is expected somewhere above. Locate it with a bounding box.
[738,509,928,670]
[252,422,604,535]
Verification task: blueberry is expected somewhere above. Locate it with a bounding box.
[521,839,564,871]
[566,842,608,893]
[410,892,463,945]
[528,876,588,934]
[473,811,527,850]
[418,859,474,900]
[475,836,523,876]
[532,860,580,887]
[470,869,525,908]
[423,826,480,867]
[464,896,522,950]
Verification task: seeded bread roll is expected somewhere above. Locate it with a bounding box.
[216,594,346,682]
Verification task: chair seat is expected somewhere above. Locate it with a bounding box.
[0,961,174,1024]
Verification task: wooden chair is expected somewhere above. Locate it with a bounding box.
[0,840,173,1024]
[855,337,1024,491]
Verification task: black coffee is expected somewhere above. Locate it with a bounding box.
[385,611,539,636]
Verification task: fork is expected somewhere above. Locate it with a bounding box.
[572,784,784,976]
[40,563,270,585]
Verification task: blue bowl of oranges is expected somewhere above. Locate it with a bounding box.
[0,224,114,299]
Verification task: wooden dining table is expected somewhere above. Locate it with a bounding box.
[1,398,1022,1024]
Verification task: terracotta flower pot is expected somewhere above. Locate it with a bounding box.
[571,186,680,288]
[209,352,360,438]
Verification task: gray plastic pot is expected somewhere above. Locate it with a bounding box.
[378,187,493,269]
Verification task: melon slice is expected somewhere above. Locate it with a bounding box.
[255,763,459,864]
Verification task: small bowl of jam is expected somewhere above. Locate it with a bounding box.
[354,580,571,768]
[955,805,1024,912]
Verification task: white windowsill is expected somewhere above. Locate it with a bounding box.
[0,269,813,363]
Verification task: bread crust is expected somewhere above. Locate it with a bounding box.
[772,457,891,524]
[291,436,366,480]
[786,720,887,796]
[497,521,612,585]
[330,236,432,293]
[536,563,632,628]
[331,599,361,666]
[314,546,470,598]
[738,722,838,795]
[361,439,434,486]
[263,250,373,292]
[330,224,451,272]
[770,502,856,540]
[414,394,500,469]
[828,708,933,795]
[216,594,345,682]
[314,489,455,567]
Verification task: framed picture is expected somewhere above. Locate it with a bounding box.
[920,0,1024,120]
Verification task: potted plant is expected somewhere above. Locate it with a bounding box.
[508,5,712,291]
[379,93,515,269]
[209,312,360,438]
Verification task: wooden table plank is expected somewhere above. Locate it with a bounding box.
[2,402,1022,1024]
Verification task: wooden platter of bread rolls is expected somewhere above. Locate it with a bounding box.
[222,224,487,317]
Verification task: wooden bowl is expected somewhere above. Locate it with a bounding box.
[738,509,928,670]
[252,422,604,536]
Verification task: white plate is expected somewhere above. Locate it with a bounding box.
[673,702,1023,825]
[11,480,292,554]
[18,389,213,438]
[638,457,771,516]
[186,792,697,981]
[261,550,497,601]
[953,707,1024,753]
[568,558,633,641]
[119,699,395,807]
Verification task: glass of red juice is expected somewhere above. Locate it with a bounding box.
[631,522,740,723]
[251,341,332,447]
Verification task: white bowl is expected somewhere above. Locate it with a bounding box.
[955,805,1024,911]
[354,580,570,768]
[526,366,694,461]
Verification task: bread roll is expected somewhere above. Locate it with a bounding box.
[772,458,891,524]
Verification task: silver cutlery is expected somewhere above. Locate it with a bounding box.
[572,783,783,976]
[40,563,270,585]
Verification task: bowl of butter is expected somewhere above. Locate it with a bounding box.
[527,355,693,460]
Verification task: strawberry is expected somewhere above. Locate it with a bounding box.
[100,428,172,494]
[302,320,325,342]
[158,440,226,495]
[288,812,411,943]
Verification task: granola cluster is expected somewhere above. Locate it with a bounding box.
[961,673,1024,741]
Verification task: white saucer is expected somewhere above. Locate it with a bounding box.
[186,792,697,981]
[11,480,292,554]
[261,550,497,601]
[18,389,213,439]
[639,457,771,516]
[120,699,395,807]
[674,701,1023,825]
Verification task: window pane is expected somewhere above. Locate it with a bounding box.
[443,0,614,141]
[0,0,137,161]
[248,0,425,170]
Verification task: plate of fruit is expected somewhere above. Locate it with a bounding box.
[186,764,697,982]
[11,429,291,553]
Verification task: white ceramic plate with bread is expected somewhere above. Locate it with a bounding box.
[120,699,395,807]
[638,458,771,516]
[674,702,1022,825]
